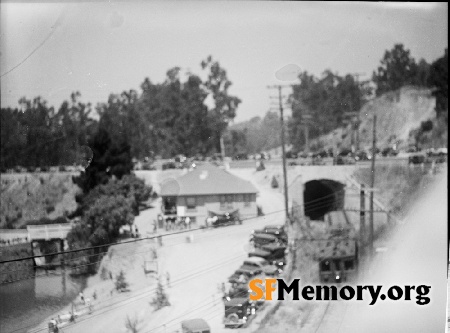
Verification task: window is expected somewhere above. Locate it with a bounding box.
[220,195,234,210]
[186,197,196,210]
[344,259,354,270]
[244,194,251,207]
[321,260,331,272]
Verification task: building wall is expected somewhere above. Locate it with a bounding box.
[176,193,257,224]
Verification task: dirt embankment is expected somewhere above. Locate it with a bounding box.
[1,172,79,229]
[310,86,437,151]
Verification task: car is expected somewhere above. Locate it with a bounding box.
[408,153,427,165]
[285,151,298,159]
[233,153,249,160]
[335,155,356,165]
[354,150,369,161]
[249,244,287,268]
[240,257,280,276]
[252,225,287,242]
[250,233,282,249]
[223,297,256,328]
[181,318,211,333]
[228,267,263,284]
[211,211,241,227]
[381,147,398,157]
[162,161,177,170]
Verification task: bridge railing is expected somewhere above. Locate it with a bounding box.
[27,224,73,241]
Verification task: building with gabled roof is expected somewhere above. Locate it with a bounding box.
[160,163,258,224]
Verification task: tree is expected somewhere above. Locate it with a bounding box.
[72,127,133,195]
[372,44,418,96]
[150,279,170,310]
[429,48,448,117]
[124,314,141,333]
[83,194,134,246]
[201,56,242,152]
[115,270,129,292]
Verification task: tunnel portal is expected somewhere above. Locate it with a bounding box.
[303,179,345,220]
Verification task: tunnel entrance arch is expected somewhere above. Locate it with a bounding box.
[303,179,345,221]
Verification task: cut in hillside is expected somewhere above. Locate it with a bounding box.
[312,86,437,151]
[0,173,80,229]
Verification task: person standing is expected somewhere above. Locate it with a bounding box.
[185,216,190,229]
[79,292,85,304]
[166,272,171,288]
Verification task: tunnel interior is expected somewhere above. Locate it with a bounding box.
[303,179,345,221]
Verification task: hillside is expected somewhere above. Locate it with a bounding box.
[0,173,80,229]
[308,86,439,152]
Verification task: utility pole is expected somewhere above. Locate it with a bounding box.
[302,114,313,154]
[352,72,365,152]
[359,183,365,256]
[268,84,291,224]
[369,114,377,256]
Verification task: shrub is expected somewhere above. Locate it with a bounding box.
[150,279,170,310]
[115,270,129,292]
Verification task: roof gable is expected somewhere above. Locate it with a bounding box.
[160,163,258,196]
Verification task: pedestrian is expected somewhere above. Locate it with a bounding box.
[185,216,191,229]
[153,219,157,233]
[166,272,171,288]
[79,292,85,304]
[135,226,139,238]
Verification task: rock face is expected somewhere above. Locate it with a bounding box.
[353,86,436,149]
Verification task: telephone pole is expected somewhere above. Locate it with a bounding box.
[268,84,291,223]
[369,114,377,256]
[352,72,366,152]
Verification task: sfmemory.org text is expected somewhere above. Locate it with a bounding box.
[249,279,431,305]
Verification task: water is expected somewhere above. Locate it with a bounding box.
[0,270,87,333]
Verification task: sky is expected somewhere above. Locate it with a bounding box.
[0,1,448,122]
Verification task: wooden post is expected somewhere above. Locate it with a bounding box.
[360,184,365,255]
[369,115,377,257]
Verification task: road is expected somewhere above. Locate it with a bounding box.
[53,169,286,333]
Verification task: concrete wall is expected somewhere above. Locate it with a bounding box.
[176,194,257,223]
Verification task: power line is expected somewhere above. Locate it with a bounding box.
[0,11,64,78]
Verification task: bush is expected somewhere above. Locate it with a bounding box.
[150,279,170,310]
[271,176,279,188]
[115,270,129,292]
[257,205,264,216]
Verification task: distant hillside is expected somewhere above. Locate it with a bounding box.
[312,86,441,152]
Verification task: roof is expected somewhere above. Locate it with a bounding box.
[248,249,271,258]
[261,243,287,252]
[317,239,356,259]
[243,257,266,264]
[181,318,210,331]
[160,163,258,196]
[224,297,248,306]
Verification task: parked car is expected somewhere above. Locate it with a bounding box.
[250,233,282,249]
[240,257,280,276]
[381,147,398,157]
[408,153,427,165]
[335,155,356,165]
[162,161,177,170]
[285,151,298,159]
[252,225,287,243]
[354,150,369,161]
[228,267,263,284]
[223,297,256,328]
[211,210,241,227]
[224,282,265,309]
[181,318,211,333]
[233,153,249,160]
[249,244,287,269]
